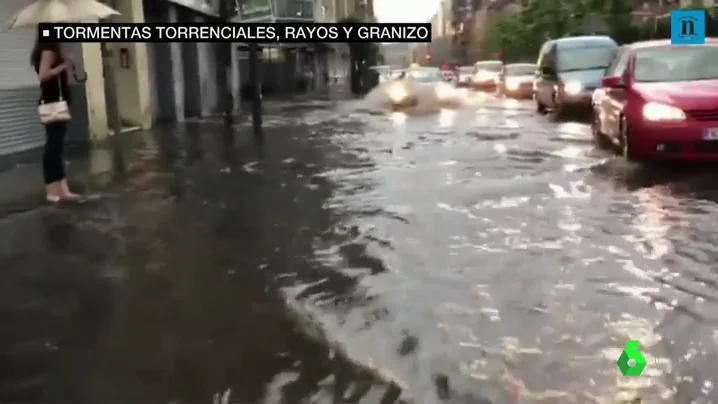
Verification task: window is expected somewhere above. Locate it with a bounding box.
[408,68,443,82]
[604,47,628,76]
[505,64,536,75]
[543,44,557,66]
[475,62,503,72]
[556,46,616,71]
[634,46,718,82]
[537,42,551,66]
[611,52,630,77]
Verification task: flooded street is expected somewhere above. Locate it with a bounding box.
[2,93,718,403]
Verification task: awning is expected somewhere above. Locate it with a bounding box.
[236,43,313,51]
[166,0,219,17]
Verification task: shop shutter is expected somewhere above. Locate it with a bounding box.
[0,0,46,155]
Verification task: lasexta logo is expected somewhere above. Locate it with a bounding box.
[617,340,647,376]
[671,10,706,45]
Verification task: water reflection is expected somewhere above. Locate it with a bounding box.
[438,109,455,128]
[502,98,520,111]
[631,186,681,260]
[390,112,406,127]
[0,122,405,403]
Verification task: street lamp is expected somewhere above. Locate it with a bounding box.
[219,0,235,124]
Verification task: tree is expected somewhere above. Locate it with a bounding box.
[483,0,667,62]
[340,15,382,94]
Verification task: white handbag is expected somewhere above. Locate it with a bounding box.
[38,79,71,124]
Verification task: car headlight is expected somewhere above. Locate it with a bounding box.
[642,102,686,121]
[506,78,521,90]
[564,81,582,95]
[474,71,493,82]
[387,83,408,102]
[435,83,454,100]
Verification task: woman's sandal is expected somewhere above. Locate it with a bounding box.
[46,195,61,204]
[60,193,84,202]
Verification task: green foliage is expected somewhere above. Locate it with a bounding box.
[483,0,715,62]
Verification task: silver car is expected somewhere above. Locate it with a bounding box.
[499,63,536,98]
[456,66,474,87]
[385,67,459,109]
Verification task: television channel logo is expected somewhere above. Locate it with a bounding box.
[617,340,647,376]
[671,10,705,45]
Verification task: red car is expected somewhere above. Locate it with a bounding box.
[592,39,718,161]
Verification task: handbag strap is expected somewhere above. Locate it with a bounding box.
[40,50,66,105]
[40,76,63,105]
[57,76,63,101]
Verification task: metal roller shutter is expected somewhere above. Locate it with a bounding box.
[0,0,46,156]
[144,1,177,123]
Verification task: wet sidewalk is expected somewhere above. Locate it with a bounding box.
[0,120,405,403]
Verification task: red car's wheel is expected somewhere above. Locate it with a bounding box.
[619,116,642,162]
[591,111,612,148]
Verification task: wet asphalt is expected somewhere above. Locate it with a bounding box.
[1,93,718,403]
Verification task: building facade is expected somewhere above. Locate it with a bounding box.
[0,0,363,158]
[0,0,66,156]
[411,0,453,65]
[231,0,316,96]
[142,0,242,122]
[316,0,353,85]
[0,0,152,157]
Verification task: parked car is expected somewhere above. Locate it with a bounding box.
[385,67,460,110]
[592,39,718,161]
[499,63,536,98]
[470,60,503,91]
[456,66,475,87]
[534,35,618,118]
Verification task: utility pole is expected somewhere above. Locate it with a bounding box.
[100,44,122,138]
[248,44,263,138]
[102,0,122,139]
[218,0,234,125]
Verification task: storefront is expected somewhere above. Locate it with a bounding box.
[144,0,238,122]
[0,0,89,156]
[233,0,321,96]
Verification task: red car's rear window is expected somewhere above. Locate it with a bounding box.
[634,46,718,82]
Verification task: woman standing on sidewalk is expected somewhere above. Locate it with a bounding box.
[31,38,81,203]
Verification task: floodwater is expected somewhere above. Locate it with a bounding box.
[1,92,718,403]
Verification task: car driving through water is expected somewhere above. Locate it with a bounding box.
[471,60,503,91]
[456,66,475,87]
[498,63,536,98]
[592,39,718,161]
[534,36,618,118]
[384,66,460,110]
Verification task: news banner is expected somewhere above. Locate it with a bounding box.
[38,22,431,43]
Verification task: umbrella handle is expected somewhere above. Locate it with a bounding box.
[72,68,87,83]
